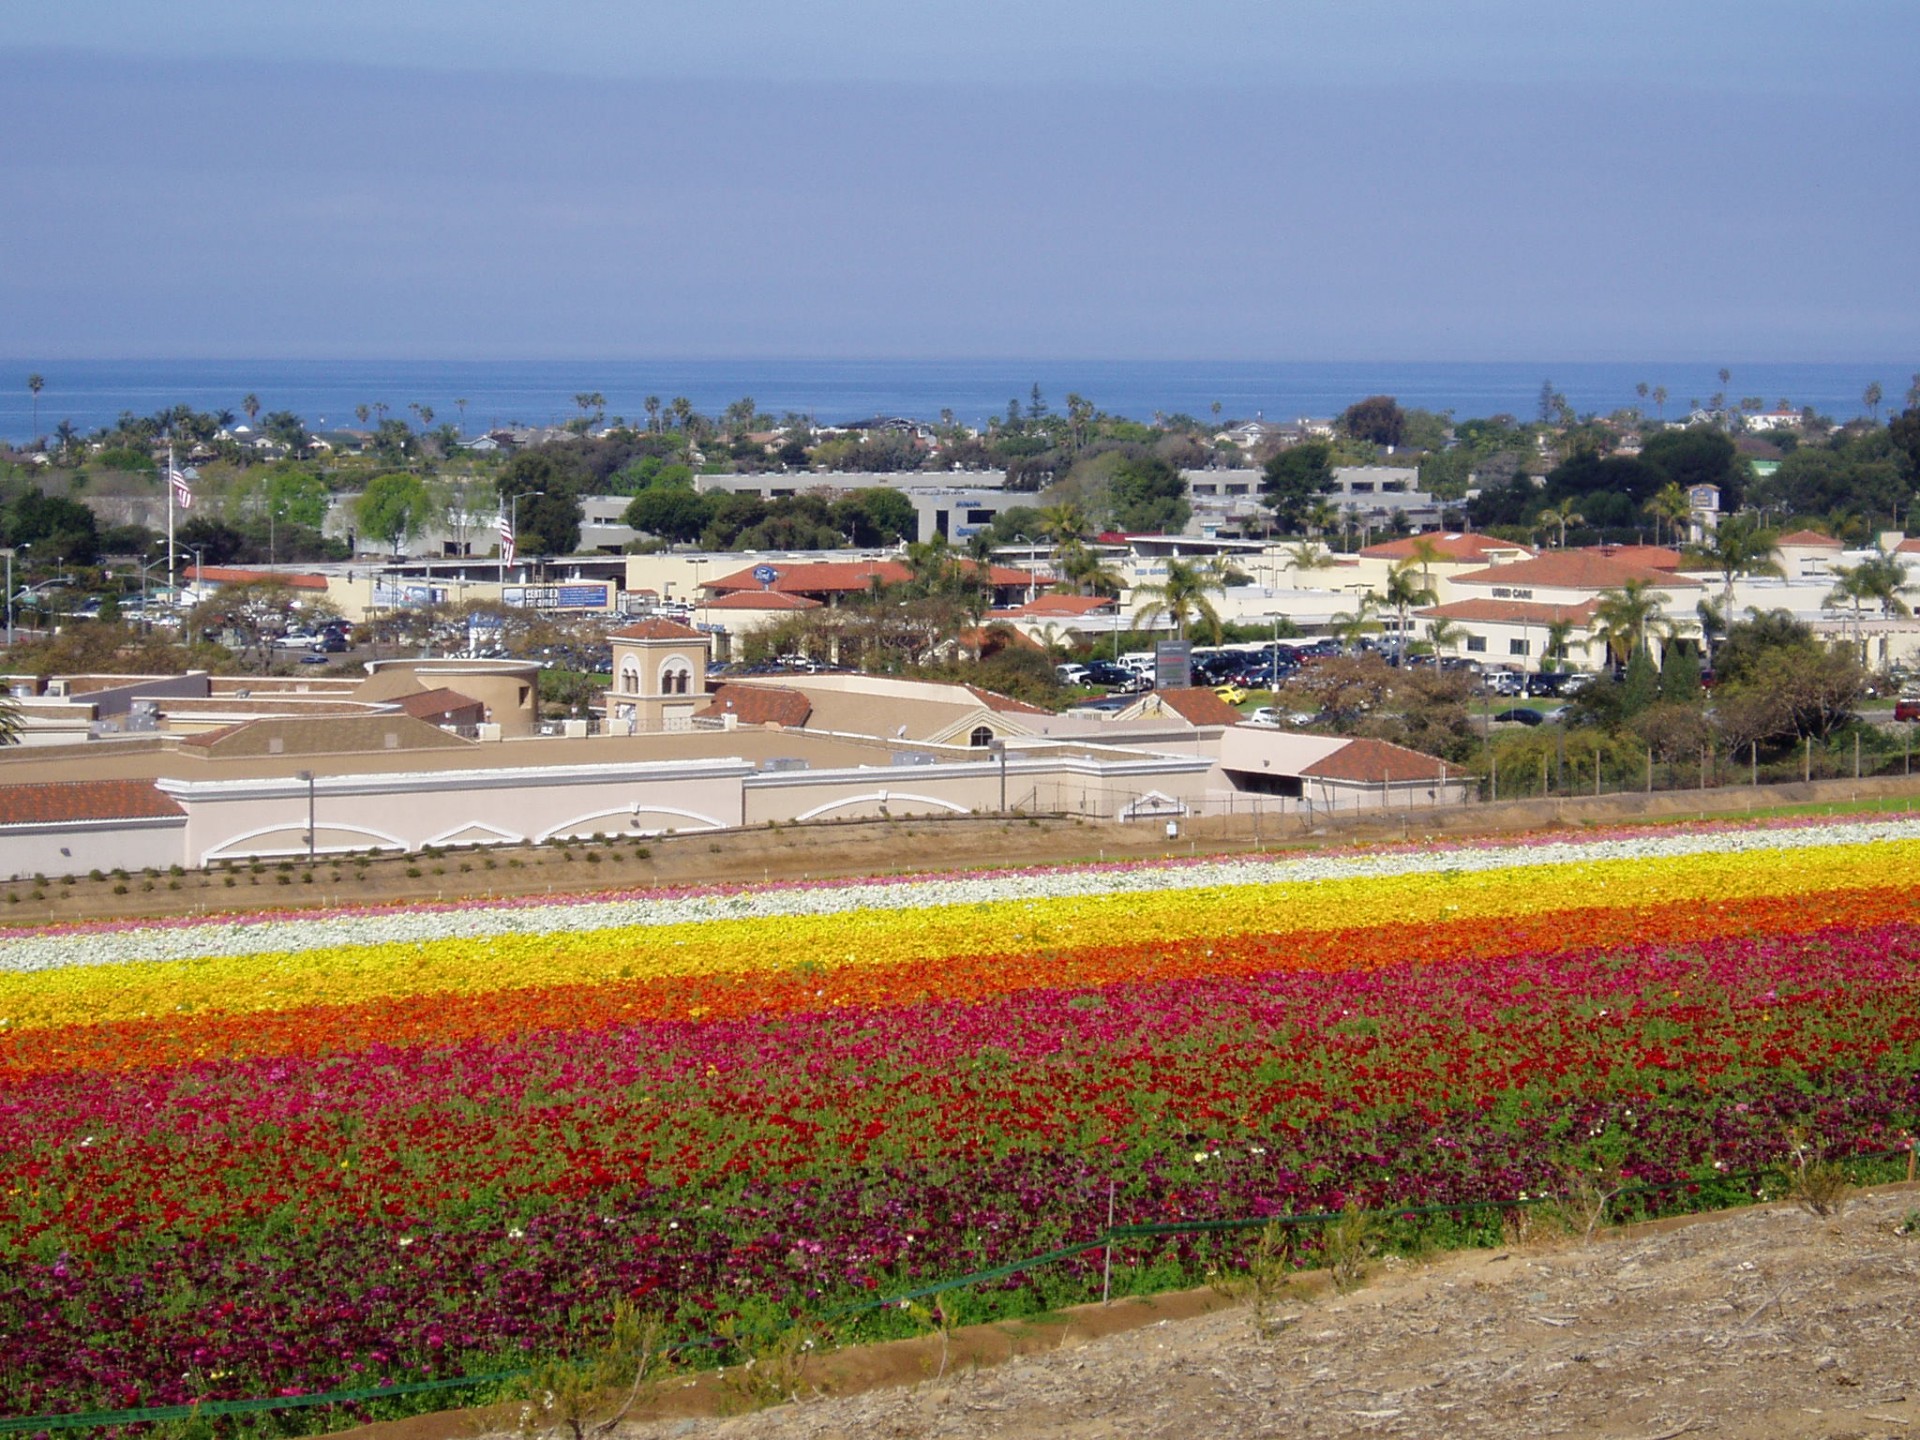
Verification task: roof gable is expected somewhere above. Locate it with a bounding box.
[1301,737,1452,784]
[0,779,183,826]
[693,683,813,728]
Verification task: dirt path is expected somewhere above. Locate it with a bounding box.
[595,1186,1920,1440]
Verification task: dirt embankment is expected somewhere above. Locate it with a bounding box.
[601,1187,1920,1440]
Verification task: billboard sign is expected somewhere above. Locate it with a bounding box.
[1154,639,1191,693]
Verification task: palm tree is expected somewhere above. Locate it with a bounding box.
[1824,553,1911,664]
[1328,596,1382,651]
[1305,497,1340,539]
[643,395,662,433]
[26,373,43,437]
[1131,557,1225,643]
[242,393,261,427]
[1541,616,1577,673]
[1283,540,1337,572]
[1688,512,1783,611]
[1864,381,1884,421]
[1376,558,1437,665]
[1652,385,1668,421]
[1537,497,1584,548]
[1647,483,1691,546]
[1593,578,1673,669]
[1694,594,1727,673]
[1424,616,1465,660]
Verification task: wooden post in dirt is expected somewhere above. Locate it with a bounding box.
[1105,1182,1121,1305]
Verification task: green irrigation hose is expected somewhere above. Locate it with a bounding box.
[5,1144,1911,1434]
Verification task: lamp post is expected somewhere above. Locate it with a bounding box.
[502,490,543,586]
[185,546,206,611]
[296,770,316,862]
[988,738,1007,814]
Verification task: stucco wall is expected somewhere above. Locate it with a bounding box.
[0,819,185,881]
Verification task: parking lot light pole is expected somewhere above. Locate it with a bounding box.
[1,547,14,648]
[988,738,1007,813]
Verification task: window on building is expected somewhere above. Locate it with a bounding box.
[969,725,993,747]
[1509,638,1531,656]
[1466,635,1487,653]
[619,663,640,693]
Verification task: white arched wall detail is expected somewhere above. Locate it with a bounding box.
[535,805,725,842]
[1120,791,1190,821]
[423,821,527,848]
[792,791,970,822]
[201,822,409,863]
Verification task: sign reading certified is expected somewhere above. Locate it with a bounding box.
[752,564,780,586]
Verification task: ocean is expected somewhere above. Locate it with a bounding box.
[1,358,1907,446]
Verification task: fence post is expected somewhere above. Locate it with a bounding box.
[1646,746,1652,794]
[1855,730,1861,780]
[1105,1182,1121,1305]
[1804,737,1812,783]
[1751,741,1758,787]
[1490,752,1497,803]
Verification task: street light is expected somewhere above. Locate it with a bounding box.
[987,738,1007,814]
[0,546,17,649]
[502,490,543,586]
[296,770,316,861]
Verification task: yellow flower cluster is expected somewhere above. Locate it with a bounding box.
[5,838,1915,1035]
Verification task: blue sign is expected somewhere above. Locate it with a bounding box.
[751,564,780,586]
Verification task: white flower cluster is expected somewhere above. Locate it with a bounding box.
[5,815,1917,976]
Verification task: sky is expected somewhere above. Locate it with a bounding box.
[3,0,1916,362]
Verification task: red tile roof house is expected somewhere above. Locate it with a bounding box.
[0,780,186,881]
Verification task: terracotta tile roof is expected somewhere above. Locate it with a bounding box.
[0,779,183,826]
[390,687,483,720]
[700,591,822,611]
[694,683,812,727]
[1152,687,1244,725]
[1896,538,1920,555]
[1777,528,1843,548]
[1358,532,1535,563]
[608,618,707,641]
[961,684,1053,716]
[1420,598,1601,625]
[994,593,1117,616]
[188,565,330,591]
[1452,551,1700,591]
[1301,737,1452,784]
[705,558,1030,595]
[1582,544,1683,570]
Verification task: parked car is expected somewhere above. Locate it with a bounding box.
[1083,660,1135,688]
[1484,671,1526,697]
[1525,672,1572,698]
[1245,706,1283,728]
[1493,707,1545,726]
[1213,683,1250,707]
[1056,663,1090,686]
[1895,697,1920,723]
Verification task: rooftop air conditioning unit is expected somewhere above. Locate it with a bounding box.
[760,757,809,772]
[890,751,934,767]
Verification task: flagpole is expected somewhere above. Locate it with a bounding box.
[167,440,177,604]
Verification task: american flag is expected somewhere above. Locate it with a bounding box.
[498,511,515,566]
[169,465,194,511]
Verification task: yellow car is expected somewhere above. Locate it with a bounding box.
[1213,683,1250,706]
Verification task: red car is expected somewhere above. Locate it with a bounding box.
[1895,698,1920,723]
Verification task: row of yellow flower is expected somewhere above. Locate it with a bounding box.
[6,838,1917,1036]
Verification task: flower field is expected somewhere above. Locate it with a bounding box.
[4,816,1920,1423]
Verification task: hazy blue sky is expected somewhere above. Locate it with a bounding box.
[5,1,1915,361]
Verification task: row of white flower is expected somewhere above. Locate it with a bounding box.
[7,815,1919,976]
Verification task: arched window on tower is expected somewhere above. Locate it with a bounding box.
[969,725,994,747]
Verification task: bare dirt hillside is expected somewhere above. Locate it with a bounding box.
[592,1187,1920,1440]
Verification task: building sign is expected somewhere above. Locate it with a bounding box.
[1154,639,1191,693]
[751,564,780,586]
[1490,587,1535,600]
[373,582,448,607]
[502,583,611,610]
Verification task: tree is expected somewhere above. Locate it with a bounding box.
[1713,612,1863,745]
[354,473,434,557]
[262,411,310,457]
[1642,428,1745,510]
[1593,578,1672,668]
[1536,496,1584,548]
[831,487,917,546]
[1260,443,1335,533]
[242,392,261,427]
[1647,482,1692,546]
[1131,557,1226,642]
[1864,381,1883,421]
[1688,512,1782,611]
[1823,553,1911,664]
[1339,395,1406,448]
[1,488,100,564]
[1107,454,1190,534]
[189,579,340,672]
[26,374,43,438]
[623,487,715,544]
[1376,559,1436,665]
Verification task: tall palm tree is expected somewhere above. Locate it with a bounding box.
[1646,483,1691,546]
[1537,497,1584,548]
[1688,512,1782,611]
[1424,616,1465,660]
[242,393,261,427]
[1305,497,1341,539]
[26,373,43,437]
[1329,596,1382,651]
[1652,385,1668,421]
[1694,594,1728,674]
[1824,553,1911,664]
[1593,578,1673,669]
[1131,557,1225,643]
[1541,616,1577,673]
[1376,558,1437,665]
